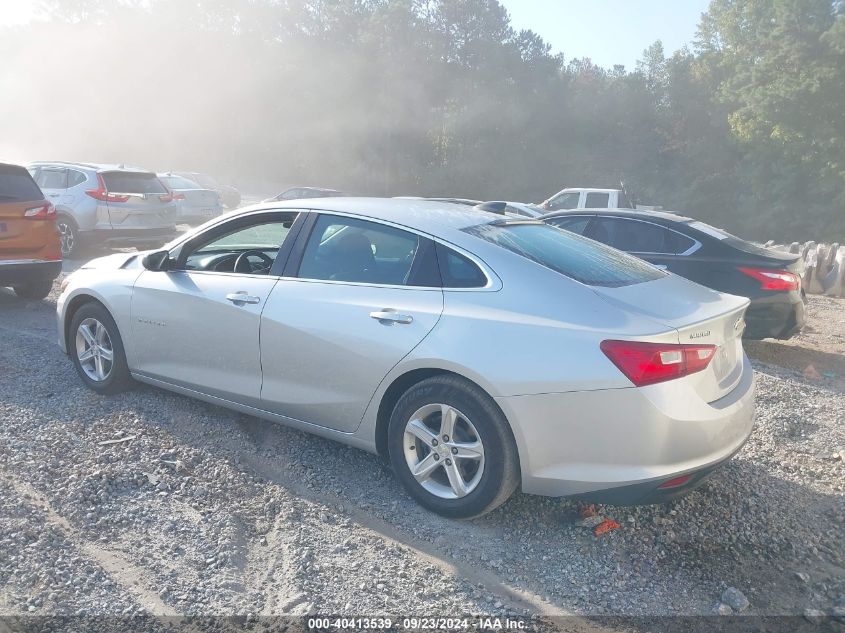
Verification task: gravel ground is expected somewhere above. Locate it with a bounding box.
[0,270,843,626]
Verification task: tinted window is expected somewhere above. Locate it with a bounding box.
[161,175,201,189]
[436,244,487,288]
[547,192,580,210]
[67,170,87,187]
[584,192,609,208]
[36,169,67,190]
[102,172,167,194]
[298,215,419,285]
[590,217,694,254]
[465,222,664,287]
[546,215,591,235]
[0,165,44,202]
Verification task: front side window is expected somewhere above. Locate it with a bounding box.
[176,213,297,274]
[298,215,420,285]
[547,192,580,210]
[465,221,664,287]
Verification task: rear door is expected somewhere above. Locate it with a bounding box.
[33,167,68,206]
[259,213,444,432]
[101,171,175,229]
[0,165,50,259]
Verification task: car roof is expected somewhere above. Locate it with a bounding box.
[247,197,504,232]
[28,160,151,173]
[542,207,694,223]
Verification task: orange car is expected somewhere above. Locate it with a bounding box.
[0,162,62,299]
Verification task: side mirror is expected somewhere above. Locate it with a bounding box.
[142,250,170,271]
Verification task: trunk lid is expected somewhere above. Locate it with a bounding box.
[592,274,749,402]
[101,171,176,229]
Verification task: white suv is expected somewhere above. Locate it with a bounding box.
[28,162,178,257]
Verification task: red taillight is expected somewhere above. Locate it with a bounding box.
[659,474,693,489]
[85,174,130,203]
[600,340,716,387]
[172,192,186,201]
[23,203,56,220]
[738,266,799,291]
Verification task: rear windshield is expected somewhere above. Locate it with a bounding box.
[465,222,665,287]
[102,172,167,194]
[161,175,200,189]
[686,221,782,258]
[0,165,44,203]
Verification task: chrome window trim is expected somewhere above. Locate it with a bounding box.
[294,209,502,292]
[594,216,702,256]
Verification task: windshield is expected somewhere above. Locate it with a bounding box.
[465,222,665,287]
[161,175,201,189]
[687,220,783,258]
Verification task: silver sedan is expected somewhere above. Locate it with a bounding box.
[57,198,755,518]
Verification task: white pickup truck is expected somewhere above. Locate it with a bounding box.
[540,187,634,211]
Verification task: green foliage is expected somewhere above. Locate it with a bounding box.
[6,0,845,240]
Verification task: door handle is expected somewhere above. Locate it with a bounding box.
[226,292,261,305]
[370,310,413,324]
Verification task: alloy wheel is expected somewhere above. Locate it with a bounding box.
[57,220,75,256]
[402,403,485,499]
[75,318,114,382]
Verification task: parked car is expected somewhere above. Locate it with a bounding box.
[58,199,754,517]
[27,162,178,258]
[265,187,346,202]
[0,163,61,299]
[541,187,634,211]
[543,208,805,339]
[173,172,241,209]
[476,201,544,218]
[158,173,224,224]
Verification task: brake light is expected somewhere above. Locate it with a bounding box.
[600,340,716,387]
[85,174,130,203]
[738,266,799,291]
[172,192,186,201]
[23,203,56,220]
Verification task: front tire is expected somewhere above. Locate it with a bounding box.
[13,280,53,300]
[69,303,133,394]
[388,375,520,519]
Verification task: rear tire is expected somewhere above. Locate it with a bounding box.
[13,280,53,300]
[56,216,80,258]
[69,303,133,394]
[388,375,520,519]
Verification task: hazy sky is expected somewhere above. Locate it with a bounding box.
[500,0,711,69]
[2,0,710,69]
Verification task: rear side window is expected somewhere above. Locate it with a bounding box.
[0,165,44,202]
[590,217,694,254]
[465,222,664,287]
[436,244,488,288]
[584,192,609,208]
[102,172,167,194]
[36,169,68,190]
[298,215,420,285]
[67,170,87,187]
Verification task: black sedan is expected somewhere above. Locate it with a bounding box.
[542,209,805,340]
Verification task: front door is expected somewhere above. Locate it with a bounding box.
[130,210,299,406]
[259,213,444,432]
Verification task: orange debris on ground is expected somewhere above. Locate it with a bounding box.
[593,518,621,536]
